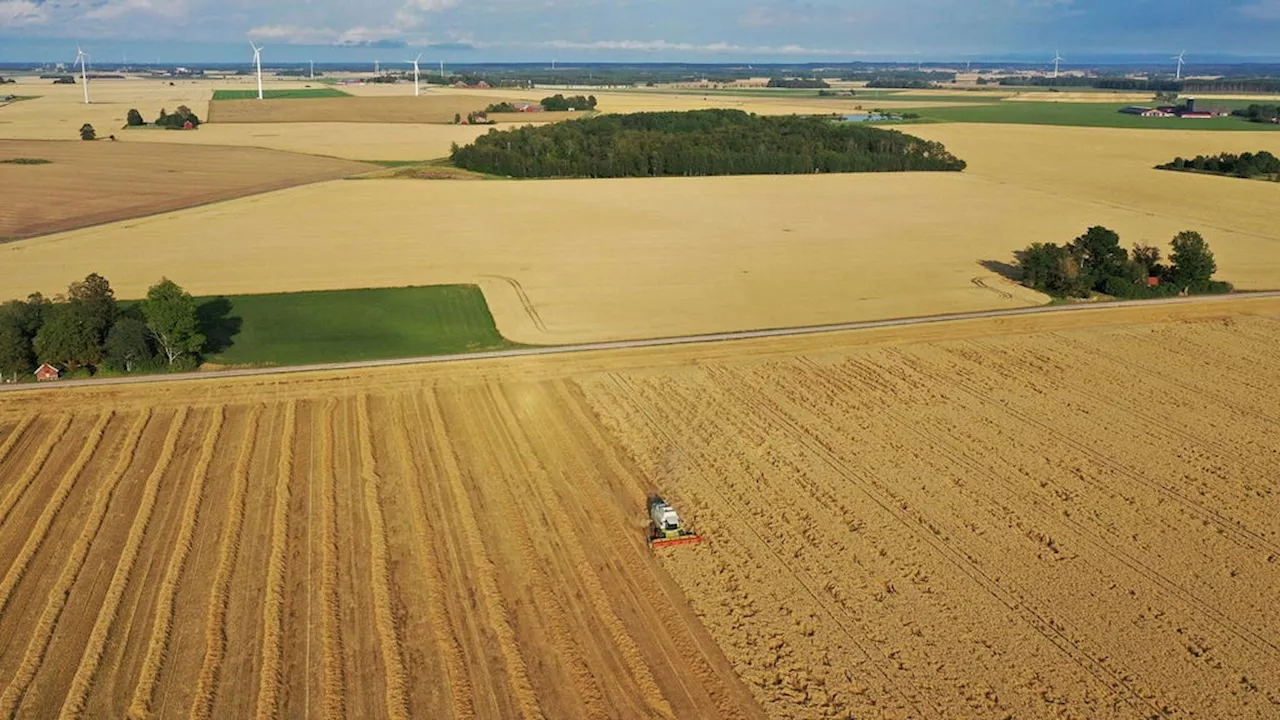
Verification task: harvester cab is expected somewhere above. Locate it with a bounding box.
[647,495,702,548]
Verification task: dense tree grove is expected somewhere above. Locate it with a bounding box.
[0,274,204,382]
[1233,104,1280,124]
[1184,79,1280,94]
[1158,151,1280,180]
[1016,227,1229,299]
[767,77,830,88]
[540,94,597,111]
[155,105,201,129]
[451,109,966,179]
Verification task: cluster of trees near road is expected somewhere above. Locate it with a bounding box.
[1016,227,1229,299]
[1233,104,1280,124]
[767,78,830,89]
[1158,151,1280,180]
[126,105,202,129]
[450,109,966,178]
[0,274,205,381]
[540,94,598,111]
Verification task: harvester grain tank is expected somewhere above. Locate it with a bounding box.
[647,495,702,548]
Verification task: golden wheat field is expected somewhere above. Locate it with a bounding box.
[6,137,1280,345]
[1,298,1278,719]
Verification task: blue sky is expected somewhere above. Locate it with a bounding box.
[3,0,1280,63]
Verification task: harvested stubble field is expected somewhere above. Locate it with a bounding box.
[0,298,1278,719]
[0,139,372,239]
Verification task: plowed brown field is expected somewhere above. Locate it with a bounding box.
[1,298,1278,719]
[0,140,372,239]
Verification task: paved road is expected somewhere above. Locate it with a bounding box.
[5,291,1279,394]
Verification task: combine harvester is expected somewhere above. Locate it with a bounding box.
[648,495,703,548]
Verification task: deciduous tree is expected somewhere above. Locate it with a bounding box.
[0,317,33,381]
[33,304,100,370]
[1170,231,1217,289]
[141,278,204,367]
[104,317,153,372]
[67,272,117,344]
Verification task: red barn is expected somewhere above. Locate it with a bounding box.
[34,363,60,382]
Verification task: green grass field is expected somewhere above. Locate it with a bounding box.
[199,284,513,366]
[898,101,1280,131]
[211,88,352,100]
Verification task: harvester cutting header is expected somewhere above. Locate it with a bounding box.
[648,495,703,548]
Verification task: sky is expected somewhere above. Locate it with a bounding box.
[2,0,1280,63]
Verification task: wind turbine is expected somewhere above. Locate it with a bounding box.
[309,59,314,80]
[407,53,423,96]
[75,45,91,104]
[1174,51,1186,81]
[1052,50,1064,79]
[250,41,264,100]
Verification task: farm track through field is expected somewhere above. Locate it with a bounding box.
[5,292,1279,394]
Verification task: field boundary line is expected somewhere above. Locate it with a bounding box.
[57,408,190,720]
[128,406,225,719]
[0,411,150,718]
[4,292,1279,393]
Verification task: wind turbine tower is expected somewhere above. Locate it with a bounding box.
[75,45,91,104]
[250,42,264,100]
[310,60,314,79]
[1052,50,1064,79]
[1174,51,1186,81]
[408,53,423,96]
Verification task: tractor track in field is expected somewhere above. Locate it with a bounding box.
[4,292,1279,393]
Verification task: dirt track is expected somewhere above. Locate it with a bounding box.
[1,299,1278,718]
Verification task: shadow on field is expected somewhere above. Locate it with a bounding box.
[979,259,1023,284]
[198,297,242,355]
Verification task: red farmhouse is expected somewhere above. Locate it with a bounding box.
[34,363,60,382]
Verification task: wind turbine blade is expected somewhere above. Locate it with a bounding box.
[416,52,423,62]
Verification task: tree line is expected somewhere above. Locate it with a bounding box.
[0,274,205,382]
[1158,151,1280,180]
[540,94,598,111]
[767,78,830,88]
[450,109,966,179]
[1233,104,1280,124]
[1016,227,1229,299]
[125,105,202,129]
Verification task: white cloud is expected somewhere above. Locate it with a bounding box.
[0,0,48,27]
[1239,0,1280,20]
[248,25,339,43]
[84,0,187,21]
